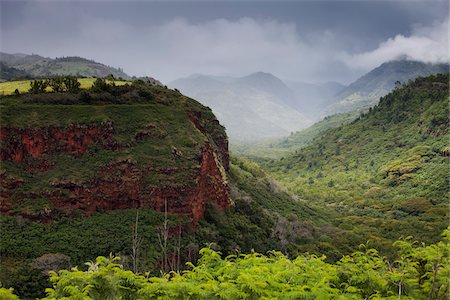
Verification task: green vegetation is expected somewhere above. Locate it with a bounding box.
[259,74,449,256]
[0,209,187,299]
[2,228,448,299]
[194,156,337,260]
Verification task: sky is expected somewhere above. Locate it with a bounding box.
[1,0,448,84]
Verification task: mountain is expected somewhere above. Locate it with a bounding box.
[261,73,449,256]
[0,78,331,298]
[0,52,130,79]
[235,59,448,158]
[238,72,296,107]
[327,60,449,114]
[170,72,312,141]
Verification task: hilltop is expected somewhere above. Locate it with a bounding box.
[0,52,130,81]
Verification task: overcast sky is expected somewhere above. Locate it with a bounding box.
[1,0,448,84]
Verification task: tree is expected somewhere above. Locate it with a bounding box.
[91,78,110,92]
[47,77,64,92]
[131,211,143,274]
[105,74,115,81]
[63,76,81,93]
[29,80,47,94]
[157,199,169,274]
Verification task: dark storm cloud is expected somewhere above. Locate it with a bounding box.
[1,0,448,83]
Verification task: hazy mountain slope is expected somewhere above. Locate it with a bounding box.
[0,52,46,66]
[170,73,312,141]
[328,60,449,114]
[262,73,449,255]
[0,52,130,79]
[237,72,297,107]
[285,81,346,118]
[234,111,359,159]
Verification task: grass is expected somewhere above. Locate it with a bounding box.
[0,78,128,95]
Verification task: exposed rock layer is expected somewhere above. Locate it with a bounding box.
[0,119,230,225]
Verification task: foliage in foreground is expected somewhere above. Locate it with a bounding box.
[3,229,447,300]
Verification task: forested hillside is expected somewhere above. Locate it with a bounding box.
[260,73,449,255]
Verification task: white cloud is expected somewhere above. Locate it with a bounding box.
[2,2,448,84]
[341,18,449,70]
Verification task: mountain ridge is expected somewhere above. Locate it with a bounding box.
[0,52,130,80]
[327,60,449,114]
[170,72,312,141]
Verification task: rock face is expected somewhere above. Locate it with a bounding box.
[0,123,117,162]
[0,93,231,225]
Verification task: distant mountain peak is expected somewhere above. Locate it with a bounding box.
[242,71,280,81]
[328,59,449,114]
[246,71,274,76]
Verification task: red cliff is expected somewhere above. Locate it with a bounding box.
[0,122,230,225]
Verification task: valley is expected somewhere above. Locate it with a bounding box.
[0,52,448,299]
[2,0,450,296]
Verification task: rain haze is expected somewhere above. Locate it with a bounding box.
[1,0,448,84]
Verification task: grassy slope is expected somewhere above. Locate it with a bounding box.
[261,74,449,255]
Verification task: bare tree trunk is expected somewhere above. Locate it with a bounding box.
[158,198,169,274]
[132,210,142,273]
[177,224,181,272]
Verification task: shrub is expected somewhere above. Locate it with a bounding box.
[40,229,450,300]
